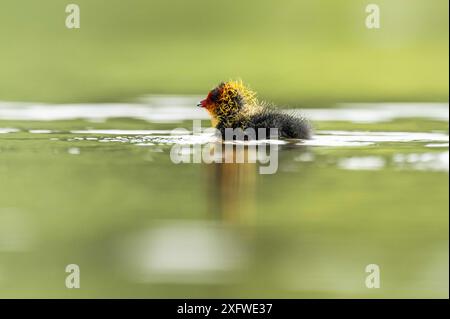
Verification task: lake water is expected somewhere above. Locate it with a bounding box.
[0,98,448,298]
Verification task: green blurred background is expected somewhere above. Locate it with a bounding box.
[0,0,448,104]
[0,0,448,298]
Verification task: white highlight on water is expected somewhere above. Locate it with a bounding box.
[338,156,386,170]
[118,220,245,284]
[301,131,449,147]
[0,128,19,134]
[68,147,80,155]
[0,99,448,123]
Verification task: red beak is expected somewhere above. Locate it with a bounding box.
[197,99,207,108]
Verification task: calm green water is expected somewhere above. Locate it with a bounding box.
[0,101,448,298]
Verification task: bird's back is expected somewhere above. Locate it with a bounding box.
[217,107,311,140]
[245,108,312,139]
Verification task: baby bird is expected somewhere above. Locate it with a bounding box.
[198,80,312,139]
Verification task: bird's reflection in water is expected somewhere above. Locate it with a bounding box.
[204,143,260,225]
[203,141,311,224]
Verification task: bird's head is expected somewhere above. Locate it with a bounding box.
[197,80,258,125]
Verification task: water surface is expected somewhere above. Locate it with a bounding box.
[0,99,448,298]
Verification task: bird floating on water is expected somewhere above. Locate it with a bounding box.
[197,80,312,139]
